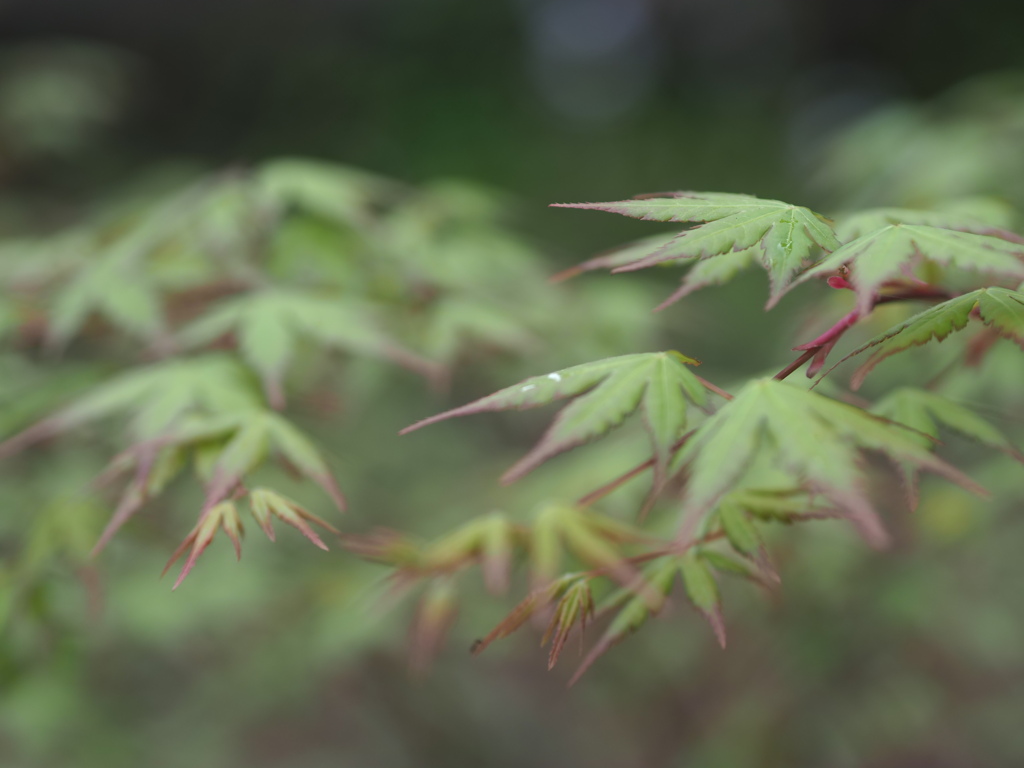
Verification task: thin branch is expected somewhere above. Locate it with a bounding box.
[774,282,956,382]
[695,375,733,401]
[577,432,695,507]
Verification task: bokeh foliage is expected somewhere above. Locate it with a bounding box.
[0,23,1023,768]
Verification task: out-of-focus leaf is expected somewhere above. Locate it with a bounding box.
[568,556,678,685]
[832,206,1022,244]
[179,289,435,407]
[162,500,245,590]
[528,503,650,589]
[247,487,340,550]
[46,254,164,347]
[471,574,580,657]
[717,500,762,560]
[872,387,1021,454]
[259,158,400,226]
[421,297,537,365]
[408,576,459,674]
[0,354,262,454]
[679,551,726,647]
[542,577,594,670]
[870,387,1024,503]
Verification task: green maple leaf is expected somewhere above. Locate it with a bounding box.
[551,233,680,280]
[179,289,436,407]
[552,192,839,307]
[422,296,538,365]
[555,233,759,311]
[0,354,262,449]
[832,206,1024,244]
[870,387,1024,504]
[196,409,345,512]
[568,556,678,685]
[793,225,1024,315]
[259,158,399,227]
[837,286,1024,388]
[47,253,165,348]
[401,352,714,489]
[527,503,651,588]
[671,379,985,548]
[567,547,732,683]
[0,354,343,550]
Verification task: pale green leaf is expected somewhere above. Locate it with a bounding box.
[552,192,839,306]
[872,387,1022,456]
[47,257,164,347]
[402,352,711,485]
[679,552,725,646]
[673,379,986,548]
[833,205,1023,244]
[423,297,537,364]
[568,557,678,685]
[259,158,397,226]
[795,225,1024,315]
[717,500,761,557]
[840,287,1024,388]
[179,289,431,405]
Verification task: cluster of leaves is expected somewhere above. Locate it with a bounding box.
[384,188,1024,675]
[814,73,1024,209]
[0,160,573,589]
[2,154,1023,682]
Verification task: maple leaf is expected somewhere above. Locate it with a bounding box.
[259,158,401,227]
[670,379,987,548]
[0,354,344,551]
[552,192,839,307]
[91,415,240,553]
[541,577,595,670]
[0,354,263,454]
[470,574,582,658]
[421,296,538,366]
[554,233,760,311]
[46,252,166,349]
[408,576,459,675]
[832,206,1024,244]
[198,410,346,512]
[344,513,524,595]
[567,555,679,685]
[247,487,341,549]
[48,174,261,317]
[713,498,777,580]
[401,352,714,491]
[838,286,1024,388]
[162,500,246,589]
[527,503,653,590]
[869,387,1024,504]
[419,512,521,594]
[550,233,680,281]
[179,289,436,407]
[793,225,1024,315]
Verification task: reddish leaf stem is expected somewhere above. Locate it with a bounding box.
[571,530,727,583]
[774,282,956,381]
[577,432,695,507]
[694,375,733,401]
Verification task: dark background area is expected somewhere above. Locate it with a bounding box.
[1,0,1019,207]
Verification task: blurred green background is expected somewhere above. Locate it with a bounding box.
[1,1,1024,766]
